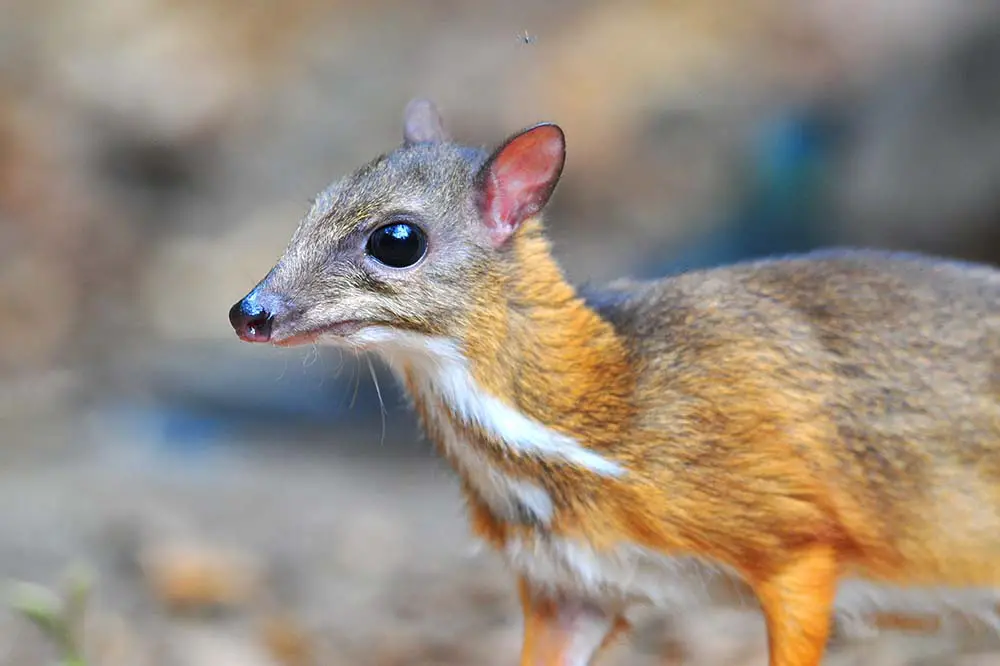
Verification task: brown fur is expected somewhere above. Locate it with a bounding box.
[233,101,1000,666]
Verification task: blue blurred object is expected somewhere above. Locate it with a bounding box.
[638,105,843,278]
[100,342,416,461]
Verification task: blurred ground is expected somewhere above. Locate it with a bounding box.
[3,0,1000,664]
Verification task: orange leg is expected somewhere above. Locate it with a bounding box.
[753,544,839,666]
[517,577,629,666]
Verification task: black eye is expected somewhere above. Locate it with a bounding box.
[366,221,427,268]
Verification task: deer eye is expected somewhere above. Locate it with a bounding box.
[366,221,427,268]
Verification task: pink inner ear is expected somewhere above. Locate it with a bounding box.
[481,125,565,245]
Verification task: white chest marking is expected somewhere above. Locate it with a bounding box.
[435,411,554,524]
[504,534,745,608]
[350,327,624,477]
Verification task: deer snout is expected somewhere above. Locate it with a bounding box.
[229,288,285,343]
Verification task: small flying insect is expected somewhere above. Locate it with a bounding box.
[517,30,537,45]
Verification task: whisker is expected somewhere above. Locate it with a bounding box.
[302,343,319,368]
[367,357,388,448]
[330,346,346,374]
[335,352,352,411]
[314,342,328,388]
[349,351,362,409]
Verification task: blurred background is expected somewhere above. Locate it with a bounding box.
[3,0,1000,664]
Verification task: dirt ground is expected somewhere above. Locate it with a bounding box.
[3,362,1000,666]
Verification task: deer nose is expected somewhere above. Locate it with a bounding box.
[229,295,274,343]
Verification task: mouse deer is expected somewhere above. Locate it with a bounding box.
[230,99,1000,666]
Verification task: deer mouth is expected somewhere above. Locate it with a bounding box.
[271,320,367,347]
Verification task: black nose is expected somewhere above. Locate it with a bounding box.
[229,297,273,343]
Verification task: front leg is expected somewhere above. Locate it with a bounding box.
[752,544,839,666]
[517,577,629,666]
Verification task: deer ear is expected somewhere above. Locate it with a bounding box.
[474,123,566,247]
[403,98,448,145]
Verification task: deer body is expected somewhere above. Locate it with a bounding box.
[229,100,1000,666]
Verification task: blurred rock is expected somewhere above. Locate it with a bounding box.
[259,613,315,666]
[139,540,263,614]
[165,626,280,666]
